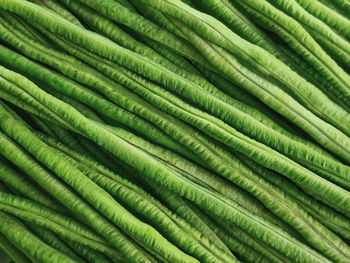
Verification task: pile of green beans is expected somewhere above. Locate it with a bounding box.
[0,0,349,262]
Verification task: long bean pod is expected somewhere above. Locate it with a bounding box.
[0,39,348,262]
[0,211,78,263]
[0,63,333,263]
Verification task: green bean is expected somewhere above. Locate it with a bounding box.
[63,239,113,263]
[196,65,308,136]
[188,210,272,263]
[230,0,350,108]
[0,60,332,262]
[29,0,83,27]
[0,41,200,165]
[0,93,197,262]
[98,123,350,261]
[154,1,350,138]
[0,100,33,130]
[58,0,198,75]
[294,0,350,40]
[0,157,63,212]
[26,224,84,263]
[190,0,286,58]
[75,0,210,67]
[268,38,350,113]
[189,203,292,263]
[107,0,350,136]
[235,153,350,241]
[0,150,117,262]
[0,233,32,263]
[44,134,238,263]
[48,34,350,189]
[213,216,295,263]
[0,10,51,46]
[41,87,104,123]
[316,0,350,19]
[0,8,344,262]
[34,24,350,183]
[99,123,301,237]
[12,4,348,182]
[2,33,348,252]
[0,130,151,263]
[40,128,298,241]
[0,211,77,263]
[324,0,350,16]
[268,0,350,68]
[30,115,58,138]
[0,74,77,132]
[0,188,129,260]
[0,31,200,163]
[0,42,348,262]
[0,88,64,127]
[140,183,274,262]
[189,0,345,115]
[129,0,186,38]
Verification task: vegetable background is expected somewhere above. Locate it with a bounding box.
[0,0,349,262]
